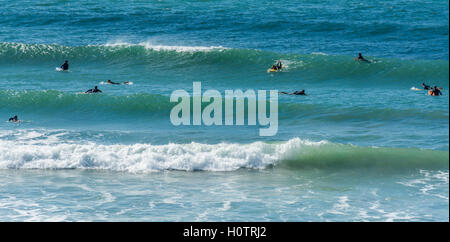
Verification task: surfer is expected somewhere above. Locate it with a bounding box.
[292,90,306,95]
[355,53,370,62]
[106,80,120,85]
[269,60,282,71]
[85,86,102,93]
[106,80,131,85]
[422,83,431,90]
[276,60,282,70]
[8,115,19,122]
[280,90,306,95]
[60,60,69,70]
[430,86,442,96]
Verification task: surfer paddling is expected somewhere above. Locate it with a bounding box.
[422,83,431,90]
[8,115,19,122]
[85,86,102,93]
[280,90,307,95]
[106,80,131,85]
[106,80,120,85]
[421,83,443,95]
[355,53,370,63]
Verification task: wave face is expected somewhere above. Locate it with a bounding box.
[0,137,447,172]
[0,90,171,117]
[1,90,449,122]
[1,42,448,84]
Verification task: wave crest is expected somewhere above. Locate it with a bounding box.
[0,137,447,172]
[1,42,447,82]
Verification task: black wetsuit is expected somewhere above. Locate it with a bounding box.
[9,116,18,122]
[281,91,306,95]
[292,91,306,95]
[357,56,370,63]
[423,85,431,90]
[85,87,102,93]
[432,88,442,96]
[61,62,69,70]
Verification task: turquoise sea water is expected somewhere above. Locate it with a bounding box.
[0,0,448,221]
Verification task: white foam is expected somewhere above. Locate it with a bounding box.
[311,52,328,56]
[327,196,350,215]
[0,137,327,172]
[104,40,227,53]
[397,170,449,200]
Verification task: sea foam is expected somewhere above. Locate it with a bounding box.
[0,133,447,172]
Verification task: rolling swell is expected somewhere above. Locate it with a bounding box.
[0,137,447,172]
[279,140,449,170]
[0,90,171,117]
[1,90,448,122]
[0,42,448,83]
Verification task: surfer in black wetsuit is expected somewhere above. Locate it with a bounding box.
[8,115,18,122]
[276,60,282,70]
[280,90,306,95]
[431,86,442,96]
[422,83,431,90]
[60,60,69,70]
[106,80,120,85]
[355,53,369,62]
[85,86,102,93]
[292,90,306,95]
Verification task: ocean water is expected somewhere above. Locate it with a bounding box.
[0,0,448,221]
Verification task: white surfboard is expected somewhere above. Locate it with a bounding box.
[56,67,68,72]
[411,87,423,91]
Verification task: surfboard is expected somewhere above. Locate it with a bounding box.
[410,87,443,91]
[56,67,67,72]
[267,68,280,73]
[7,120,21,123]
[411,87,424,91]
